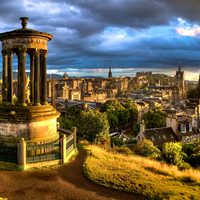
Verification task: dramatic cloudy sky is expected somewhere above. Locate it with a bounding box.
[0,0,200,80]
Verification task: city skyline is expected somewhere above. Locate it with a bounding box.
[0,0,200,80]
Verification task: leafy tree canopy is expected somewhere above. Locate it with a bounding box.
[162,142,184,166]
[67,105,77,112]
[76,108,110,143]
[143,107,168,129]
[187,88,198,99]
[133,122,140,137]
[122,99,138,121]
[106,84,117,89]
[133,139,161,159]
[101,99,130,126]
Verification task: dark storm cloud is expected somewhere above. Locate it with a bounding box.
[0,0,200,80]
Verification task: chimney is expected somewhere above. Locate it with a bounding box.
[188,115,194,127]
[140,120,145,133]
[166,115,178,133]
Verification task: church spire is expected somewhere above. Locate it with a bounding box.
[179,62,182,71]
[108,65,112,78]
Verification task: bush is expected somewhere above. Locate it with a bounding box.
[182,143,195,156]
[162,142,184,166]
[125,139,137,145]
[110,137,124,147]
[67,105,77,112]
[133,139,161,159]
[76,109,110,143]
[133,122,140,137]
[113,146,132,155]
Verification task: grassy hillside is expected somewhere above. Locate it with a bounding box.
[83,145,200,200]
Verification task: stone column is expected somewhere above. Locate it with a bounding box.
[7,49,13,105]
[41,50,48,105]
[17,138,26,170]
[1,50,7,103]
[17,53,20,101]
[29,52,34,103]
[71,127,77,152]
[60,134,66,163]
[17,48,27,106]
[40,52,43,101]
[33,49,41,106]
[51,78,56,107]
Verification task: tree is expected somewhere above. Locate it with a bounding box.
[133,122,140,137]
[101,99,131,128]
[110,137,124,147]
[143,87,148,95]
[187,88,198,99]
[143,107,168,129]
[76,108,110,143]
[122,99,138,123]
[162,142,184,166]
[67,105,77,112]
[106,112,118,129]
[133,139,161,159]
[106,84,117,89]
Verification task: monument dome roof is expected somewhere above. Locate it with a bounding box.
[0,17,53,41]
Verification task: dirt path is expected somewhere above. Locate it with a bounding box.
[0,148,148,200]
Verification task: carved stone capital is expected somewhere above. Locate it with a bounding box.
[1,50,7,57]
[6,49,14,57]
[28,52,35,60]
[18,48,27,57]
[34,49,41,57]
[41,50,48,58]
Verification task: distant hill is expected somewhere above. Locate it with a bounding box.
[185,80,198,84]
[80,76,104,78]
[0,72,104,80]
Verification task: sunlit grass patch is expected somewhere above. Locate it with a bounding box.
[83,145,200,200]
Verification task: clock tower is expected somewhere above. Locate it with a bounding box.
[172,63,187,104]
[175,63,185,90]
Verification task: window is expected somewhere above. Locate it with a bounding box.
[180,124,186,133]
[170,134,174,138]
[158,135,161,139]
[151,136,155,141]
[163,135,166,139]
[138,136,140,140]
[189,124,192,132]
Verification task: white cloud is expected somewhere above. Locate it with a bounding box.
[47,69,58,74]
[176,26,200,37]
[184,71,199,81]
[178,18,185,24]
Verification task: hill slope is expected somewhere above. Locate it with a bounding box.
[83,145,200,200]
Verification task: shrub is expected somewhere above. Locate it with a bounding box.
[110,137,124,147]
[113,146,132,155]
[76,109,110,143]
[133,139,161,159]
[182,143,195,156]
[162,142,184,166]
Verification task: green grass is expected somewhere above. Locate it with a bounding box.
[83,145,200,200]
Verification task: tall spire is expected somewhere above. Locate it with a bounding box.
[108,65,112,78]
[178,62,182,71]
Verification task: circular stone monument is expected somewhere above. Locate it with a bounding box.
[0,17,60,144]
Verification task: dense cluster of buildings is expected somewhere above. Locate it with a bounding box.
[47,67,129,101]
[46,64,187,105]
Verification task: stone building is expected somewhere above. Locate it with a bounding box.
[171,65,187,104]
